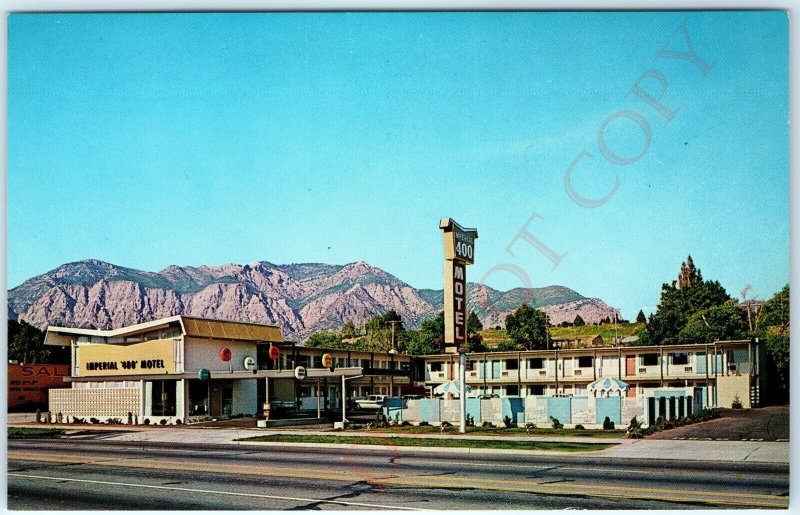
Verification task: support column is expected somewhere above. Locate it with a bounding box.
[459,352,466,434]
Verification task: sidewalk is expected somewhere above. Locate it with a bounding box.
[10,423,789,463]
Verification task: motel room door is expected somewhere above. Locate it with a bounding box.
[625,355,637,376]
[210,382,222,416]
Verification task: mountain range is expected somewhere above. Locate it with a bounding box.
[8,259,622,340]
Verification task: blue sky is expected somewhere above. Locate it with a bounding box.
[7,11,789,319]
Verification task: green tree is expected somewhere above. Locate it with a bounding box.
[496,341,524,351]
[505,304,548,350]
[8,321,49,364]
[636,310,647,324]
[642,257,733,345]
[304,331,343,349]
[758,284,789,333]
[755,285,790,403]
[402,312,444,355]
[573,315,585,326]
[677,301,748,343]
[341,321,357,339]
[467,312,483,334]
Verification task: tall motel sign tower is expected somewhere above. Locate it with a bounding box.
[439,218,477,433]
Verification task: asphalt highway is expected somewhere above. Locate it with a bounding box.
[7,439,790,510]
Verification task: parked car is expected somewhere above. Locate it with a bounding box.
[401,394,423,400]
[355,395,387,410]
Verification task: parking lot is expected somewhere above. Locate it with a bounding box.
[651,406,789,441]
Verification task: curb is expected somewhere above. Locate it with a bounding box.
[226,440,615,456]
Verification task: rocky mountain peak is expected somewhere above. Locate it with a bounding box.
[9,259,623,340]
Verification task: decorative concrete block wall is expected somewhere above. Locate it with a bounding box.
[571,396,594,425]
[49,387,141,420]
[481,398,503,425]
[524,396,549,425]
[621,397,644,425]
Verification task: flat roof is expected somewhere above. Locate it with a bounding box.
[420,340,753,359]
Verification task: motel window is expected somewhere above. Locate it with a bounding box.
[90,336,106,343]
[505,359,519,371]
[77,336,89,343]
[528,358,545,369]
[577,356,593,368]
[468,360,479,371]
[528,385,546,396]
[430,362,444,372]
[672,353,689,365]
[506,385,519,396]
[642,353,659,366]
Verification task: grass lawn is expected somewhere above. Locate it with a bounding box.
[481,323,644,347]
[361,425,625,438]
[8,427,65,439]
[235,434,613,452]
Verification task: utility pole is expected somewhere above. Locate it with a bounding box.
[388,320,399,353]
[388,320,399,397]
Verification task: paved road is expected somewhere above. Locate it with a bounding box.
[8,439,789,510]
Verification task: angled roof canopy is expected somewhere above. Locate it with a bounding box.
[45,315,282,346]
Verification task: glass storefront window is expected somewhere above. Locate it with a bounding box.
[222,381,233,416]
[151,379,177,416]
[188,380,209,416]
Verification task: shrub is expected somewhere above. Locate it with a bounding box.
[175,419,182,425]
[35,409,42,423]
[525,423,537,430]
[373,412,388,428]
[400,421,411,427]
[441,421,452,427]
[603,417,615,430]
[574,424,585,430]
[465,413,475,427]
[418,421,430,426]
[143,418,150,425]
[503,416,513,428]
[90,418,100,424]
[481,421,494,428]
[72,417,85,424]
[550,417,563,429]
[731,394,743,409]
[160,419,168,425]
[626,417,643,438]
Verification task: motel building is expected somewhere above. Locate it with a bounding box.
[44,316,412,424]
[413,340,766,428]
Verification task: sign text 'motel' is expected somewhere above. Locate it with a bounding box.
[440,218,477,350]
[85,359,166,371]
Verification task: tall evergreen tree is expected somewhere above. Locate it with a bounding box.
[636,310,647,324]
[642,256,733,345]
[573,315,585,326]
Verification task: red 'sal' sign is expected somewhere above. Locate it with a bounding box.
[452,261,467,345]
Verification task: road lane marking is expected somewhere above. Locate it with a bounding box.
[9,451,788,508]
[7,473,423,511]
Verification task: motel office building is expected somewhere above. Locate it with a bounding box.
[44,316,412,423]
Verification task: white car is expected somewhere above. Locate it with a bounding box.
[355,395,387,410]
